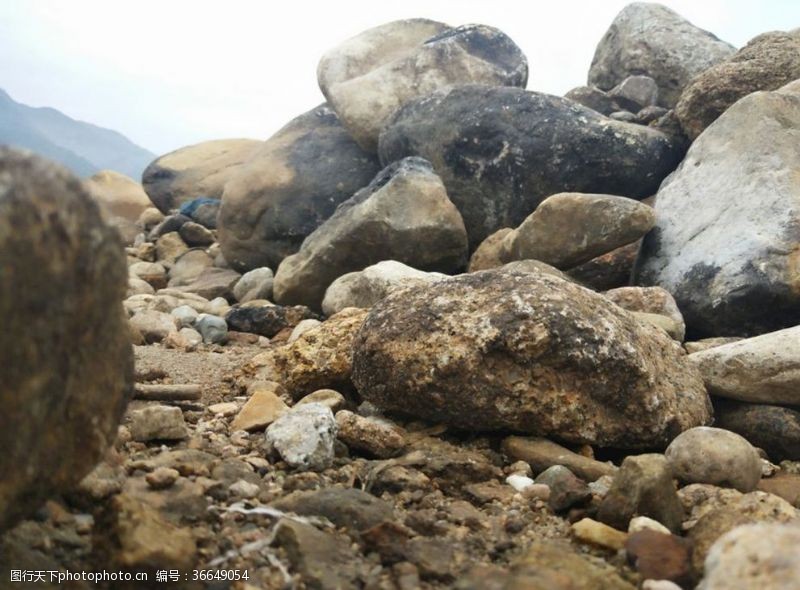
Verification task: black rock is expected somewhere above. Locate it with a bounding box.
[225,304,319,337]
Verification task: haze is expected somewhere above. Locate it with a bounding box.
[1,0,797,156]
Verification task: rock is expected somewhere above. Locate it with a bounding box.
[273,520,360,590]
[609,111,637,122]
[632,312,684,341]
[636,105,669,124]
[571,518,628,551]
[142,138,261,213]
[588,3,735,108]
[178,221,214,247]
[379,85,682,250]
[758,473,800,508]
[567,240,640,290]
[273,487,394,532]
[149,213,189,239]
[194,313,227,344]
[666,427,763,492]
[506,193,655,269]
[564,85,620,115]
[128,277,155,297]
[335,410,406,459]
[171,267,240,300]
[155,231,189,262]
[352,268,711,448]
[225,303,318,338]
[468,228,514,271]
[129,310,177,344]
[676,31,800,139]
[288,319,322,343]
[501,436,617,481]
[319,20,527,151]
[247,308,367,400]
[629,516,672,535]
[178,196,222,229]
[0,149,132,531]
[85,170,152,243]
[129,261,168,289]
[171,304,198,328]
[688,491,800,574]
[96,493,196,571]
[218,104,380,271]
[233,267,274,303]
[322,260,447,315]
[633,84,800,338]
[265,403,338,471]
[625,529,692,587]
[534,465,591,512]
[684,337,742,354]
[605,286,685,342]
[608,75,659,112]
[230,384,289,432]
[137,207,165,231]
[715,400,800,462]
[296,389,346,413]
[688,327,800,405]
[700,522,800,590]
[167,249,214,287]
[229,479,260,499]
[128,405,188,442]
[274,157,467,310]
[597,454,684,532]
[145,467,179,490]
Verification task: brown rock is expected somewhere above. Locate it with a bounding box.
[230,384,289,431]
[625,529,693,586]
[566,240,640,290]
[758,472,800,507]
[0,149,133,531]
[335,410,406,458]
[571,518,628,551]
[468,228,513,271]
[502,436,617,482]
[605,286,685,341]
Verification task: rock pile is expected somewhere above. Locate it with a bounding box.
[5,4,800,589]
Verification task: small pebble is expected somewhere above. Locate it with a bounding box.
[146,467,180,490]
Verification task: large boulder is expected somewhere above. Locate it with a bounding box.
[0,148,133,531]
[273,157,467,310]
[588,3,735,108]
[505,192,655,269]
[218,105,381,271]
[142,138,261,213]
[676,31,800,139]
[634,84,800,338]
[379,85,683,250]
[318,20,527,151]
[85,170,152,244]
[351,268,711,449]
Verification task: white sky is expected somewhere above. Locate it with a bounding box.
[1,0,797,155]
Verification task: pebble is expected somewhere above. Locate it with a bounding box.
[228,479,261,499]
[129,310,177,343]
[288,318,323,343]
[665,427,762,492]
[571,518,628,551]
[194,313,228,344]
[208,402,239,417]
[629,516,672,535]
[502,436,617,481]
[625,529,692,587]
[295,389,347,412]
[335,410,406,459]
[171,304,198,327]
[128,405,188,442]
[230,385,289,432]
[505,474,535,493]
[265,403,338,471]
[145,467,179,490]
[534,465,591,512]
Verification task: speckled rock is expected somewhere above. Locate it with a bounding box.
[352,268,711,448]
[335,410,406,459]
[0,149,133,531]
[265,403,338,471]
[142,138,261,213]
[715,400,800,462]
[218,104,380,271]
[379,85,682,250]
[588,3,734,108]
[634,84,800,337]
[128,405,188,442]
[665,427,762,492]
[689,326,800,405]
[319,20,527,151]
[676,31,800,139]
[247,307,368,400]
[605,286,685,342]
[225,303,318,338]
[273,157,467,310]
[322,260,447,316]
[506,192,655,269]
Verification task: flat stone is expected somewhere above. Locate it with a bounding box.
[128,405,188,442]
[272,487,395,532]
[335,410,406,459]
[571,518,628,551]
[230,385,289,432]
[625,529,692,587]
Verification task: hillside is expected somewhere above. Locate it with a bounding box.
[0,88,154,179]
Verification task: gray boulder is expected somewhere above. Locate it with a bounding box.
[352,267,711,449]
[588,2,735,108]
[218,104,380,271]
[634,83,800,337]
[142,138,261,213]
[379,85,683,250]
[274,157,467,310]
[322,260,447,316]
[0,148,133,531]
[318,20,527,151]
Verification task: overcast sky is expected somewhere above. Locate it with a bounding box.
[1,1,797,156]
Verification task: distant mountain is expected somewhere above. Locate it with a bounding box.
[0,88,155,179]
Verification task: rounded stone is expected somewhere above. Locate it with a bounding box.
[0,148,133,531]
[665,427,762,492]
